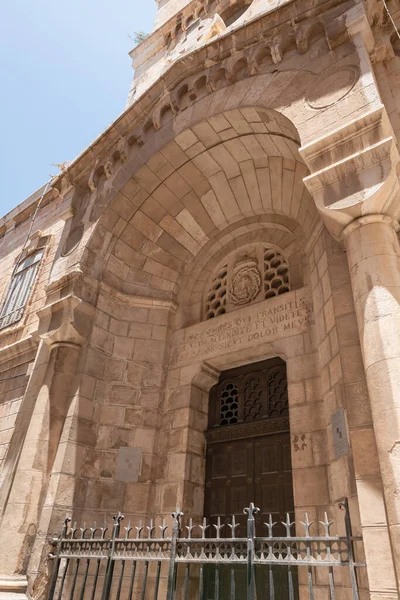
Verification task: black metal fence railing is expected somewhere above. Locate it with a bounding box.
[47,499,366,600]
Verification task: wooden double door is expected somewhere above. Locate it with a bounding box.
[203,359,295,599]
[204,431,294,535]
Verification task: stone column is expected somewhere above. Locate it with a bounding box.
[344,215,400,587]
[0,343,81,591]
[300,105,400,596]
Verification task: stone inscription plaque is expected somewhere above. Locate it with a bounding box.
[331,409,349,458]
[115,447,142,482]
[170,289,311,367]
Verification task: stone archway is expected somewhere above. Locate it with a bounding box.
[85,107,315,310]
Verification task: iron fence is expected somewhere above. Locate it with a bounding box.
[48,499,365,600]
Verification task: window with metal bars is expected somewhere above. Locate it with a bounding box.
[0,249,44,331]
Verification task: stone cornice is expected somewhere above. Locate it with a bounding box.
[128,0,295,67]
[99,281,178,311]
[0,336,38,366]
[300,106,400,240]
[37,295,95,348]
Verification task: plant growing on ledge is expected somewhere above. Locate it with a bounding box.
[129,31,149,45]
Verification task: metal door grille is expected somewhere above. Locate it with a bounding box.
[48,499,365,600]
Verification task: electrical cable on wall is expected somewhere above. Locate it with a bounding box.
[382,0,400,41]
[8,178,52,282]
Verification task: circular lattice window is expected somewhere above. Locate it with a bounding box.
[205,265,228,319]
[264,248,290,299]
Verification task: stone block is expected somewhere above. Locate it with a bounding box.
[109,385,140,406]
[110,427,135,449]
[125,362,145,386]
[114,336,135,359]
[124,408,143,427]
[168,453,188,480]
[131,210,162,242]
[323,297,335,333]
[133,165,161,194]
[352,428,380,477]
[328,457,351,501]
[103,358,125,382]
[85,348,106,378]
[290,403,324,434]
[329,353,342,387]
[143,409,160,428]
[164,172,192,199]
[129,322,152,339]
[133,428,155,453]
[140,390,161,408]
[141,196,167,224]
[340,345,365,384]
[361,527,398,593]
[161,484,180,512]
[167,386,191,410]
[133,340,166,362]
[113,239,144,270]
[311,431,329,466]
[288,381,305,405]
[293,466,329,506]
[336,313,360,347]
[98,406,124,426]
[345,380,372,427]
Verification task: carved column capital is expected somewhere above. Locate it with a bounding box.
[37,295,95,348]
[299,106,400,240]
[343,213,400,239]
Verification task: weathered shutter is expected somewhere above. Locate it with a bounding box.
[0,249,44,330]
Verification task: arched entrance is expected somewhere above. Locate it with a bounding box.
[204,357,295,599]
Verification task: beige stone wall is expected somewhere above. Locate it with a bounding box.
[77,286,173,523]
[0,347,34,475]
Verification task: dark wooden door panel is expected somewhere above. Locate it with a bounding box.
[254,432,293,535]
[204,358,295,600]
[205,438,254,535]
[206,432,293,530]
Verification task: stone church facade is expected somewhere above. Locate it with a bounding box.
[1,0,400,598]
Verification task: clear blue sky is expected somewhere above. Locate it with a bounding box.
[0,0,157,218]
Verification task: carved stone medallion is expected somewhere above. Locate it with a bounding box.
[229,258,261,305]
[306,66,359,110]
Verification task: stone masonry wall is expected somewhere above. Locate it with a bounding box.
[0,348,35,475]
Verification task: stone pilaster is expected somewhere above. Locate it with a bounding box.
[0,293,94,600]
[156,363,219,518]
[301,105,400,596]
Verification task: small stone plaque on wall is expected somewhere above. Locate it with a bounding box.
[115,447,142,482]
[331,408,349,458]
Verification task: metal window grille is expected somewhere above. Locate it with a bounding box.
[47,499,366,600]
[0,249,44,330]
